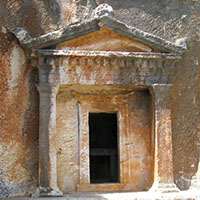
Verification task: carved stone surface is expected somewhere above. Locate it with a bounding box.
[32,26,182,194]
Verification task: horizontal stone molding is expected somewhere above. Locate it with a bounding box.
[57,56,173,69]
[36,53,175,85]
[36,49,182,60]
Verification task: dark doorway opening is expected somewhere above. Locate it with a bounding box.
[89,113,119,183]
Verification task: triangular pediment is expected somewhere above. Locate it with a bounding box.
[57,28,152,52]
[12,3,186,55]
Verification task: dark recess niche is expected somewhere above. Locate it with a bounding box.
[89,112,119,183]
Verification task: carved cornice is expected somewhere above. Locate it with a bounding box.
[36,49,182,60]
[35,49,175,86]
[36,50,176,73]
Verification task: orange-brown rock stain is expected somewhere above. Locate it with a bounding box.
[0,33,39,196]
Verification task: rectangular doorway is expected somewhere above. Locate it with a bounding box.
[89,113,119,183]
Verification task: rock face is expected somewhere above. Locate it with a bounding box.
[0,0,200,198]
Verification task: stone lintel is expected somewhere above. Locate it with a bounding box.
[149,84,179,193]
[37,84,63,197]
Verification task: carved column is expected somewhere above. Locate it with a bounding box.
[37,84,63,197]
[149,84,179,193]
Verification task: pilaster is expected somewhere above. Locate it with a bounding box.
[149,84,179,193]
[37,84,63,197]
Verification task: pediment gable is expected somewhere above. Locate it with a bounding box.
[57,28,152,52]
[12,3,186,55]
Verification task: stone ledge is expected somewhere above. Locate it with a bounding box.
[149,182,180,193]
[77,183,138,192]
[4,191,200,200]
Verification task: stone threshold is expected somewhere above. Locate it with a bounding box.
[5,190,200,200]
